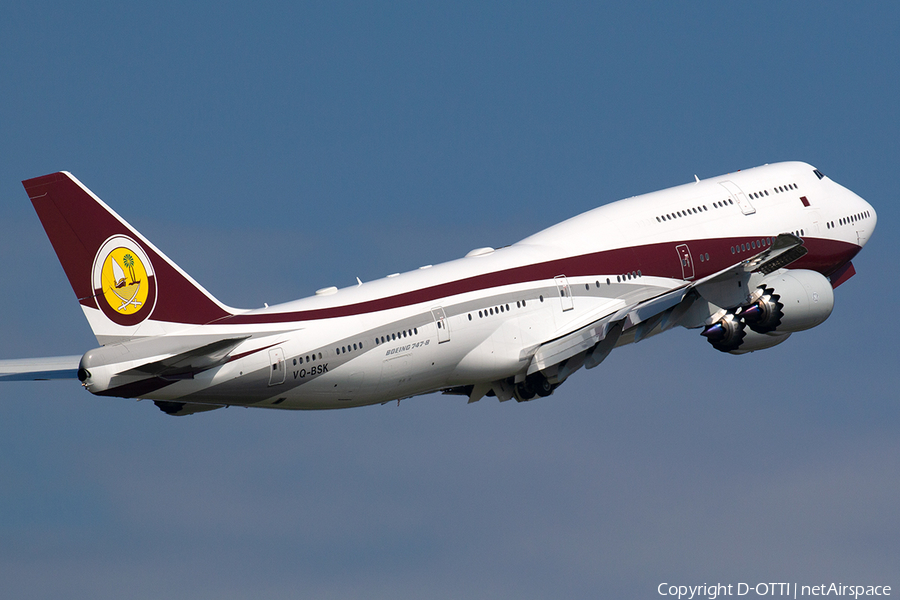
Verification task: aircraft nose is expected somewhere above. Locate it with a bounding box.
[855,196,876,247]
[868,202,877,236]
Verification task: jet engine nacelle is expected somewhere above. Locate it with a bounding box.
[726,330,791,355]
[702,269,834,354]
[742,269,834,334]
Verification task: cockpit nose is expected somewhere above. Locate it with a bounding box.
[868,202,877,236]
[855,196,876,247]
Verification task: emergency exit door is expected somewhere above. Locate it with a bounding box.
[675,244,695,280]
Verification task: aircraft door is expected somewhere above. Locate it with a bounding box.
[554,275,574,311]
[268,348,286,386]
[809,211,821,235]
[432,307,450,343]
[675,244,695,280]
[719,181,756,215]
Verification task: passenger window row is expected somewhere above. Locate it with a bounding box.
[374,328,419,346]
[294,352,322,366]
[656,204,709,223]
[827,210,871,229]
[472,300,521,320]
[773,183,799,194]
[749,182,797,200]
[731,237,775,255]
[656,182,800,224]
[336,339,368,355]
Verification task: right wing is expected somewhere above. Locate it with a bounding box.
[525,233,808,378]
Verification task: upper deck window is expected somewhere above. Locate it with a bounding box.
[813,169,825,180]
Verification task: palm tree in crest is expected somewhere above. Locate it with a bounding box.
[122,253,138,284]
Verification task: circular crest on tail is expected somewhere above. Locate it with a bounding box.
[91,235,157,326]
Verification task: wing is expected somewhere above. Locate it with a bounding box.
[0,356,81,381]
[526,233,808,379]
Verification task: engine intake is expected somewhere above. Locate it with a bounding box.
[747,270,834,334]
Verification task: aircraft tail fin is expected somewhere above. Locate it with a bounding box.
[23,172,235,344]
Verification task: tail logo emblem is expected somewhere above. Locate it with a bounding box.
[92,236,157,326]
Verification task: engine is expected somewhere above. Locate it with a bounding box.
[702,269,834,354]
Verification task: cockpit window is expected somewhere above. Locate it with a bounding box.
[813,169,825,180]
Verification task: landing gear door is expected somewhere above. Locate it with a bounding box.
[554,275,574,311]
[431,307,450,343]
[675,244,695,280]
[719,181,756,215]
[268,347,285,386]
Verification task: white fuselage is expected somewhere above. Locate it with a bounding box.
[82,162,876,409]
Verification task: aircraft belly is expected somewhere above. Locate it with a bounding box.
[450,321,525,383]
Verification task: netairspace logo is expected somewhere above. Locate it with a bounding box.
[657,583,891,600]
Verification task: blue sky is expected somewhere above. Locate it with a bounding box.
[1,3,897,598]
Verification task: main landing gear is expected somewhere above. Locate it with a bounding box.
[515,373,555,402]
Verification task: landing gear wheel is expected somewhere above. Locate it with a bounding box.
[515,380,536,402]
[530,374,554,397]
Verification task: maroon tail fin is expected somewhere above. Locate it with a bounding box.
[23,172,233,343]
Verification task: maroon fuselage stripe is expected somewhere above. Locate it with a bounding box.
[24,173,862,329]
[216,236,860,326]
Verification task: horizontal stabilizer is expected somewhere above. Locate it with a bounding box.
[0,356,81,381]
[118,336,251,380]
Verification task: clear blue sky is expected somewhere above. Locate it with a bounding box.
[1,3,897,598]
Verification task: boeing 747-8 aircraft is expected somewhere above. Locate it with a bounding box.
[0,163,876,415]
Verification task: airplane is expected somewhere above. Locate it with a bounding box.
[0,162,877,416]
